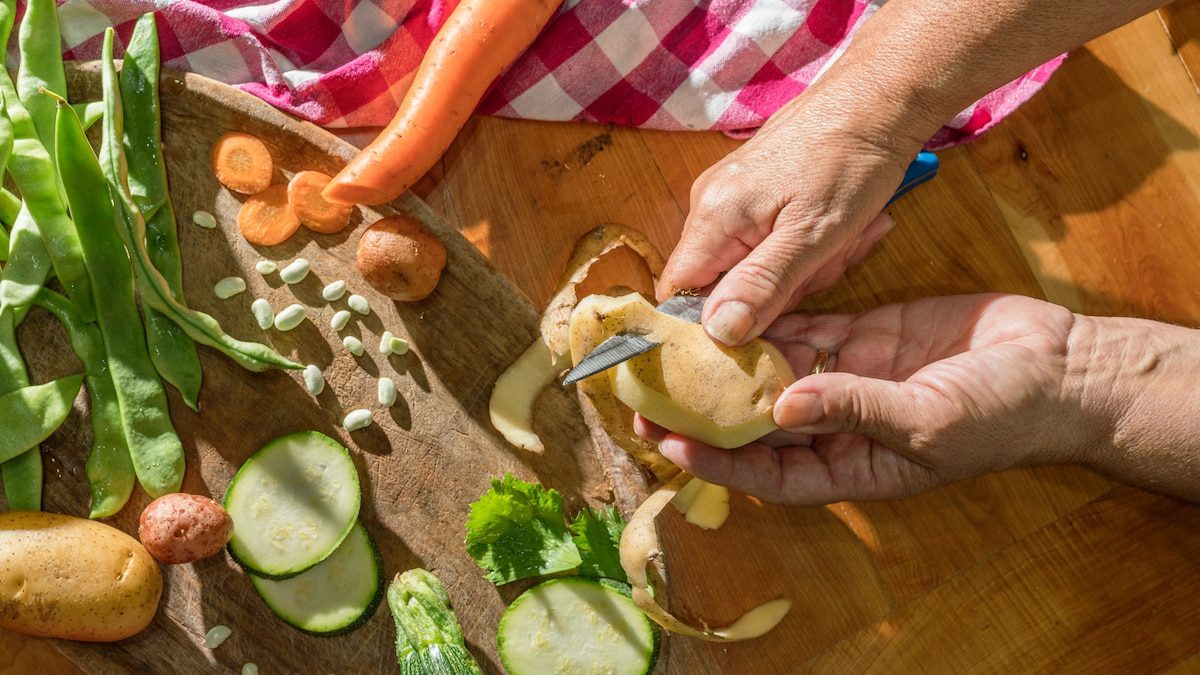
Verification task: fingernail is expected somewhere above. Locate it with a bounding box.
[776,392,823,431]
[706,301,754,346]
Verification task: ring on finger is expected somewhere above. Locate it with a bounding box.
[809,349,831,375]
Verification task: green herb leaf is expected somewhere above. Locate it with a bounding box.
[465,474,582,585]
[570,506,628,583]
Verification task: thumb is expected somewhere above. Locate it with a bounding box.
[701,227,824,346]
[773,372,921,451]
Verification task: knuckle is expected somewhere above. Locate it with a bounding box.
[731,258,792,297]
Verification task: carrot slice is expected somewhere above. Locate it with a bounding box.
[212,132,273,195]
[288,171,353,234]
[238,185,300,246]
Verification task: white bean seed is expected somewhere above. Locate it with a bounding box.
[255,260,276,275]
[274,304,307,331]
[378,377,397,407]
[250,298,274,330]
[213,276,246,300]
[192,210,217,229]
[343,409,373,431]
[322,279,347,302]
[242,665,258,675]
[379,331,395,354]
[389,336,410,355]
[279,258,310,284]
[343,335,364,356]
[204,625,232,649]
[302,365,325,396]
[331,310,352,331]
[347,294,370,315]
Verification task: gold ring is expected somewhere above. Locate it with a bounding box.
[809,350,831,375]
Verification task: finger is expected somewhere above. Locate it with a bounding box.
[701,222,840,346]
[790,213,896,300]
[632,414,668,443]
[844,212,895,268]
[657,193,762,301]
[658,433,855,506]
[773,372,927,453]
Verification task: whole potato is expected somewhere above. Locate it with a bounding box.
[139,493,234,564]
[0,511,162,642]
[356,216,447,301]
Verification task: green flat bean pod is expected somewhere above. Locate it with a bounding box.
[122,14,203,411]
[0,311,40,510]
[16,0,66,156]
[0,204,52,316]
[34,289,135,518]
[55,98,185,498]
[0,187,21,228]
[0,374,83,465]
[98,30,299,373]
[0,85,94,320]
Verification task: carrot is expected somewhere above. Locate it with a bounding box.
[288,171,353,234]
[323,0,563,206]
[212,132,273,195]
[238,185,300,246]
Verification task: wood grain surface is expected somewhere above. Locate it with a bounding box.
[8,5,1200,673]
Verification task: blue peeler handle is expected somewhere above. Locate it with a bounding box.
[885,150,939,206]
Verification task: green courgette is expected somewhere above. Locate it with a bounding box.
[388,568,484,675]
[498,577,660,675]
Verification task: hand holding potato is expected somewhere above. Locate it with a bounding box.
[658,89,918,347]
[638,294,1200,504]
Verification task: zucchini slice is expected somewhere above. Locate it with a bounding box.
[250,521,383,636]
[498,578,660,675]
[225,431,361,578]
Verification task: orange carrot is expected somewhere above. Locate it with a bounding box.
[323,0,563,206]
[238,185,300,246]
[288,171,353,234]
[212,132,273,195]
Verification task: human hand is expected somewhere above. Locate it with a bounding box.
[657,86,930,348]
[636,294,1126,505]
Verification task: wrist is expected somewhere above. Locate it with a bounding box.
[1065,314,1200,499]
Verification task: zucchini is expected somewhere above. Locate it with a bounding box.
[389,568,484,675]
[250,521,382,636]
[498,578,660,675]
[224,431,360,578]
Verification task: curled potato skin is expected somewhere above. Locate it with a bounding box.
[138,493,234,564]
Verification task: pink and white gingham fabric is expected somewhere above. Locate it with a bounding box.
[52,0,1063,148]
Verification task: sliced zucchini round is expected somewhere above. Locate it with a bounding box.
[498,578,660,675]
[250,521,383,636]
[225,431,361,578]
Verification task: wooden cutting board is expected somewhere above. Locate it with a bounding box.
[0,64,652,673]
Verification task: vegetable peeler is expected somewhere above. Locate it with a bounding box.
[561,151,938,386]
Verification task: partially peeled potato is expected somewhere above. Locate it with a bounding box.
[569,293,795,449]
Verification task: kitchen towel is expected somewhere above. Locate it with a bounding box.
[52,0,1063,147]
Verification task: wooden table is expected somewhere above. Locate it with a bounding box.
[9,6,1200,672]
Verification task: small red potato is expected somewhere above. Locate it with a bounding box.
[139,493,234,564]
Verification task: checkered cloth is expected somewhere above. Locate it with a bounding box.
[53,0,1063,147]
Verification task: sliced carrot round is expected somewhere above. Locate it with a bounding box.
[288,171,354,234]
[238,185,301,246]
[212,132,273,195]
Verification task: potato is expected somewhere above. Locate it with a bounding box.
[139,493,234,564]
[0,511,162,642]
[356,216,446,301]
[571,293,796,449]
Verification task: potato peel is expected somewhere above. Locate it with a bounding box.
[491,223,671,465]
[620,473,790,641]
[541,224,666,363]
[488,338,558,453]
